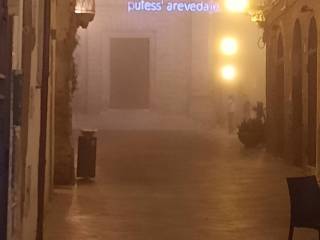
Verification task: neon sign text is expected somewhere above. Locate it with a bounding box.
[128,0,220,13]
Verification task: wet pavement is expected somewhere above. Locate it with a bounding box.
[44,129,316,240]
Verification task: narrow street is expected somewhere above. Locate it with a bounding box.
[44,129,315,240]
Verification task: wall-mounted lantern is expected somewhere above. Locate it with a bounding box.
[75,0,96,28]
[249,8,265,28]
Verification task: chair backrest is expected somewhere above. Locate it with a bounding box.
[287,176,320,226]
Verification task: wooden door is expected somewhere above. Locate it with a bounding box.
[292,21,303,165]
[110,38,150,109]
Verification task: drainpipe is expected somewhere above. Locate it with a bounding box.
[36,0,51,238]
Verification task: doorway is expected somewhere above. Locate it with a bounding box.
[110,38,150,109]
[292,21,303,165]
[307,17,317,167]
[274,33,285,157]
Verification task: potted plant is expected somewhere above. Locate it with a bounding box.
[238,102,265,148]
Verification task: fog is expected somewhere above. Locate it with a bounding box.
[72,0,265,131]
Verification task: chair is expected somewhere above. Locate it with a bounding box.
[287,176,320,240]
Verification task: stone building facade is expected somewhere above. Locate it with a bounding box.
[0,0,95,239]
[3,0,57,239]
[264,0,320,171]
[73,0,266,130]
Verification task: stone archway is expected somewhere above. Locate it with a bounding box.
[292,20,303,165]
[307,17,317,167]
[274,33,285,157]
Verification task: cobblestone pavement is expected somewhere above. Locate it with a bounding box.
[44,129,316,240]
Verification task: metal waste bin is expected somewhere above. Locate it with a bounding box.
[77,129,97,178]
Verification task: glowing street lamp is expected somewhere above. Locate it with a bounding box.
[221,65,236,81]
[222,0,266,28]
[220,37,238,55]
[224,0,249,13]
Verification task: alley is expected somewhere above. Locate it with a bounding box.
[44,130,315,240]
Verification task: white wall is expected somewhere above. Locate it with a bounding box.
[73,0,215,129]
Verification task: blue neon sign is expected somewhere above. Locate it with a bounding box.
[128,0,220,13]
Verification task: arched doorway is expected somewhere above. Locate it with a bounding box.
[292,20,303,165]
[274,33,285,157]
[307,17,317,167]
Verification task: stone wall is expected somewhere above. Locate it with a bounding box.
[264,0,320,170]
[54,0,77,185]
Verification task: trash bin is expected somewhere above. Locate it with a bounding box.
[77,129,97,178]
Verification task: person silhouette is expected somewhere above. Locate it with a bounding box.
[227,95,235,133]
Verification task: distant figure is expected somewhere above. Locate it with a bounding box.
[243,100,251,121]
[227,95,235,133]
[254,101,265,122]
